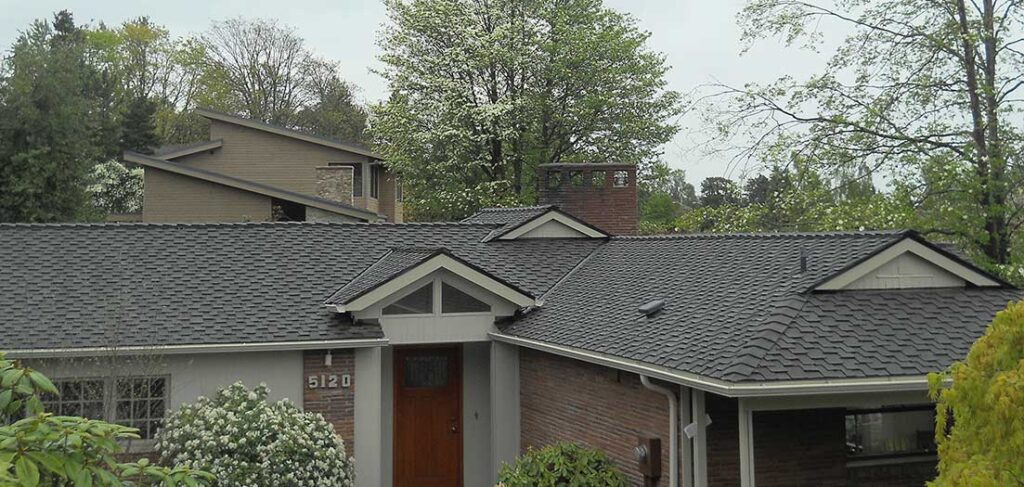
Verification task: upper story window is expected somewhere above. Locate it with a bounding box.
[329,163,363,197]
[381,279,492,316]
[396,178,404,203]
[383,283,433,315]
[591,170,606,187]
[39,376,168,440]
[441,282,490,313]
[370,165,381,199]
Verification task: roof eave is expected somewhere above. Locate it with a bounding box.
[490,333,934,398]
[5,338,389,359]
[194,108,384,160]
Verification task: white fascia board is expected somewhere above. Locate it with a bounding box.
[339,254,537,312]
[498,211,606,240]
[816,238,1001,290]
[5,338,389,359]
[489,333,931,398]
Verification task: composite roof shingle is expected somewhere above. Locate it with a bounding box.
[462,206,556,241]
[0,222,601,352]
[500,230,1021,382]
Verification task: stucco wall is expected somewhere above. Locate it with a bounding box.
[143,167,272,222]
[26,351,304,410]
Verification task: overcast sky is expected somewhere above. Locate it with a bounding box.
[0,0,836,185]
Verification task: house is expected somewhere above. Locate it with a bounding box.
[123,108,402,223]
[2,119,1020,487]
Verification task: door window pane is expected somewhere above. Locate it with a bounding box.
[403,355,449,388]
[441,283,490,313]
[383,283,434,315]
[846,409,936,457]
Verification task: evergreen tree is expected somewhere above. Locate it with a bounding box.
[120,97,159,154]
[0,11,107,222]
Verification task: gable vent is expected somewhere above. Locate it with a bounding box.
[638,299,665,317]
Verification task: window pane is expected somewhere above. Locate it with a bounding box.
[442,283,490,313]
[846,409,936,457]
[115,377,167,439]
[591,170,606,187]
[382,283,433,315]
[403,355,448,388]
[370,166,381,198]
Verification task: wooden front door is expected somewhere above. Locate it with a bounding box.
[393,346,462,487]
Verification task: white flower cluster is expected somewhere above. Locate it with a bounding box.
[156,382,354,487]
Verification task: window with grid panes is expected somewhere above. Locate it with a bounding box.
[39,379,106,420]
[114,377,167,440]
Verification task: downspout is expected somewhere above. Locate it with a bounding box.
[640,375,678,487]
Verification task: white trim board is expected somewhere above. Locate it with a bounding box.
[490,333,931,397]
[332,253,538,312]
[5,338,389,359]
[498,211,606,240]
[815,238,1001,290]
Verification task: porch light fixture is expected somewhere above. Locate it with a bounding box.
[325,350,333,366]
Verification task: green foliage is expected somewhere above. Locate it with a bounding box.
[0,11,109,222]
[0,352,215,486]
[373,0,681,220]
[157,382,353,487]
[498,442,626,487]
[928,300,1024,486]
[710,0,1024,278]
[89,161,144,214]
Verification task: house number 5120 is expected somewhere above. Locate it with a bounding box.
[308,374,351,389]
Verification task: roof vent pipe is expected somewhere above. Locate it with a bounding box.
[640,375,678,487]
[638,299,665,317]
[799,248,808,273]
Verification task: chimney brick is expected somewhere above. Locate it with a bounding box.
[315,166,354,206]
[537,163,638,235]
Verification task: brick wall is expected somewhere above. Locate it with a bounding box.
[520,348,672,486]
[303,350,356,450]
[537,163,639,235]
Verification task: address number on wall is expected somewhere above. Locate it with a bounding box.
[308,374,351,389]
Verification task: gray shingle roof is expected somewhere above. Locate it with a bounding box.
[324,248,441,305]
[463,206,555,241]
[0,222,601,352]
[500,230,1021,382]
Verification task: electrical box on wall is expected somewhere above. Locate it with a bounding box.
[634,436,662,484]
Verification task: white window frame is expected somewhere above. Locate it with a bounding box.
[377,275,493,318]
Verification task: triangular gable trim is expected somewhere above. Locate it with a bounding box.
[496,209,607,240]
[328,251,538,312]
[814,235,1004,291]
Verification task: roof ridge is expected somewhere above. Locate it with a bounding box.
[470,205,554,216]
[0,221,499,228]
[612,229,910,240]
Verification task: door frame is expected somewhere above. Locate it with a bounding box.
[392,344,463,487]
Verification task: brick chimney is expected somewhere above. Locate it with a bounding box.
[537,163,638,235]
[315,166,354,206]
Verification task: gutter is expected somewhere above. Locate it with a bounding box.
[5,338,389,359]
[640,375,678,487]
[489,333,931,398]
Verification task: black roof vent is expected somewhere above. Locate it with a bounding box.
[638,299,665,317]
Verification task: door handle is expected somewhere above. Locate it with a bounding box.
[450,417,459,434]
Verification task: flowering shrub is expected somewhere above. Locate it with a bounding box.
[498,442,626,486]
[156,382,354,486]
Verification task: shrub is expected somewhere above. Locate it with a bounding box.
[157,382,353,487]
[928,300,1024,485]
[0,351,213,486]
[498,442,626,487]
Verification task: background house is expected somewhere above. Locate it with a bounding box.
[124,109,402,224]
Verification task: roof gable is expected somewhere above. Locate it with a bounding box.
[325,248,538,312]
[463,206,608,241]
[813,234,1005,291]
[153,139,223,160]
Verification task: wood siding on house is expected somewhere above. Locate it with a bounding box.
[142,167,272,222]
[174,120,372,196]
